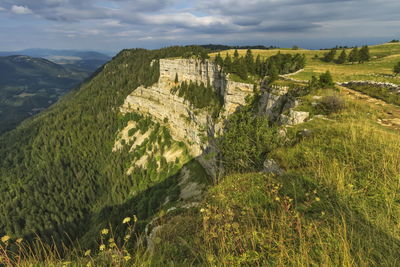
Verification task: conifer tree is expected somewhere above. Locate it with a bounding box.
[174,73,179,83]
[267,64,279,84]
[319,71,334,88]
[233,49,239,59]
[245,49,255,74]
[255,55,262,76]
[224,53,232,72]
[337,49,347,64]
[323,48,336,62]
[359,45,370,63]
[394,61,400,76]
[349,47,359,64]
[215,53,223,66]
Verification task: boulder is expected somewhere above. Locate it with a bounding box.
[263,159,284,175]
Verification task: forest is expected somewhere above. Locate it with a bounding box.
[214,49,306,82]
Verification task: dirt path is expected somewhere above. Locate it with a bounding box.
[339,85,400,130]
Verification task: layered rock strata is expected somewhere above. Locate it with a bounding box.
[120,58,255,177]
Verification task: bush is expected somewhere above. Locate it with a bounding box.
[317,95,345,114]
[218,101,281,174]
[319,71,335,88]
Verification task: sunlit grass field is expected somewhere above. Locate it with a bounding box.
[210,42,400,84]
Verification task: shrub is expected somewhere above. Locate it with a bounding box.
[317,95,345,114]
[394,61,400,76]
[319,71,335,88]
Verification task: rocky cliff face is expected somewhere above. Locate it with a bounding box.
[119,58,306,177]
[120,58,254,177]
[258,80,309,125]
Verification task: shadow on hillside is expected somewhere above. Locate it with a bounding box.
[73,158,207,249]
[275,171,400,265]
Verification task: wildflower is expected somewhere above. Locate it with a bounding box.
[315,197,321,202]
[133,215,138,222]
[275,197,280,201]
[200,208,206,213]
[108,238,115,243]
[122,217,131,224]
[124,255,132,261]
[101,228,109,235]
[321,211,325,216]
[16,238,23,243]
[99,244,106,251]
[84,250,91,256]
[124,234,131,241]
[1,235,10,243]
[86,262,92,267]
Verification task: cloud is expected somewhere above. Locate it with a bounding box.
[0,6,6,11]
[11,5,32,14]
[1,0,399,51]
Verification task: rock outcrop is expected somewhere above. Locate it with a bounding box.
[120,58,255,178]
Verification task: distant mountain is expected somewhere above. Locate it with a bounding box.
[0,49,112,72]
[0,55,89,133]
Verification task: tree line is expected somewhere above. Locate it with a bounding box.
[322,46,371,64]
[214,49,306,82]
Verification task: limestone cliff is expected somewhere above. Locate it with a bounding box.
[120,58,254,177]
[258,80,309,125]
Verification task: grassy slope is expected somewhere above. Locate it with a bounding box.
[149,88,400,266]
[210,42,400,84]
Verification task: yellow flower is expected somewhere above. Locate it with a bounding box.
[84,250,91,256]
[124,255,132,261]
[200,208,206,213]
[315,197,321,202]
[101,228,109,235]
[275,197,280,201]
[1,235,10,242]
[133,215,138,222]
[124,234,131,241]
[108,238,115,243]
[99,244,106,251]
[16,238,23,243]
[122,217,131,224]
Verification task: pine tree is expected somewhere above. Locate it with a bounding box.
[323,48,336,62]
[255,55,262,76]
[359,45,370,63]
[224,53,232,72]
[348,47,359,64]
[233,49,239,59]
[267,64,279,84]
[245,49,255,74]
[319,71,334,88]
[337,49,347,64]
[215,53,223,66]
[174,73,179,83]
[394,61,400,76]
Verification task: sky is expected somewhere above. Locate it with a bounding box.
[0,0,399,53]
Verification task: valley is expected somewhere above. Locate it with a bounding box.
[0,51,110,134]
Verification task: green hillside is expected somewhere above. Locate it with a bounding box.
[0,44,400,266]
[0,55,89,133]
